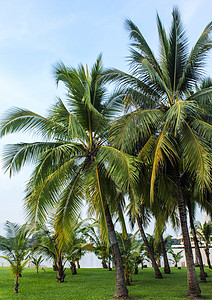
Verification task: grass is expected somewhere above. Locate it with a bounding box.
[0,267,211,299]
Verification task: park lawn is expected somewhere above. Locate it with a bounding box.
[0,267,211,299]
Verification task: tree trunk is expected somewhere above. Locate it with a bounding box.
[125,268,131,286]
[157,257,161,267]
[14,275,19,293]
[173,166,201,298]
[53,262,58,271]
[108,257,112,271]
[205,247,212,269]
[104,203,128,298]
[160,235,171,274]
[70,261,77,275]
[76,259,80,269]
[134,265,138,274]
[102,259,108,269]
[136,216,163,279]
[187,198,206,282]
[57,258,66,282]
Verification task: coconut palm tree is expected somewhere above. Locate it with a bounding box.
[31,255,44,273]
[128,200,163,279]
[34,224,67,282]
[103,7,212,297]
[168,248,183,267]
[0,221,31,293]
[83,218,112,269]
[66,218,93,274]
[195,221,212,269]
[0,56,137,298]
[116,231,141,285]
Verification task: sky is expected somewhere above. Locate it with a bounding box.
[0,0,211,237]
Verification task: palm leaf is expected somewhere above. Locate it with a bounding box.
[180,121,211,192]
[109,109,163,152]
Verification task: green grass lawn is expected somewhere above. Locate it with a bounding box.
[0,267,211,299]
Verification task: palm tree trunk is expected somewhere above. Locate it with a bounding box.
[173,166,201,298]
[70,261,77,275]
[76,259,80,268]
[205,247,212,269]
[102,259,108,269]
[104,203,128,298]
[136,216,163,279]
[187,198,206,282]
[160,235,171,274]
[14,275,19,293]
[57,257,66,282]
[108,257,112,271]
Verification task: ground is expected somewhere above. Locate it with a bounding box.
[0,267,211,299]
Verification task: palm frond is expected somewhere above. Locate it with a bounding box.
[192,119,212,142]
[0,108,64,140]
[125,18,162,75]
[150,126,177,203]
[165,100,200,136]
[109,109,163,152]
[177,21,212,92]
[180,121,211,192]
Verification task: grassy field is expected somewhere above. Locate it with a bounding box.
[0,267,211,299]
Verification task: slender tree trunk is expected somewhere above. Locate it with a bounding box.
[70,261,77,275]
[104,203,128,298]
[125,268,131,286]
[108,257,112,271]
[187,198,206,282]
[76,259,80,269]
[14,275,19,293]
[53,261,58,271]
[136,216,163,279]
[57,257,66,282]
[173,166,201,298]
[205,247,212,269]
[157,257,161,267]
[102,259,108,269]
[160,235,171,274]
[134,263,138,274]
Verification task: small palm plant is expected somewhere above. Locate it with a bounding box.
[82,218,112,269]
[31,255,44,273]
[66,218,94,275]
[195,221,212,269]
[0,221,31,293]
[168,249,183,267]
[116,232,140,285]
[34,224,67,282]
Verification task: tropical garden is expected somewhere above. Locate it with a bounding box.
[0,7,212,299]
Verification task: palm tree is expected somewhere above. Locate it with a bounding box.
[34,224,68,282]
[31,255,44,273]
[160,235,171,274]
[0,221,31,293]
[116,231,141,285]
[103,7,212,297]
[168,248,183,267]
[83,219,112,269]
[66,218,93,274]
[0,56,137,298]
[195,221,212,269]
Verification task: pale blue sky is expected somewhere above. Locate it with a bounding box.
[0,0,211,234]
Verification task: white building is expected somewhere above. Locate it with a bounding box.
[171,233,212,267]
